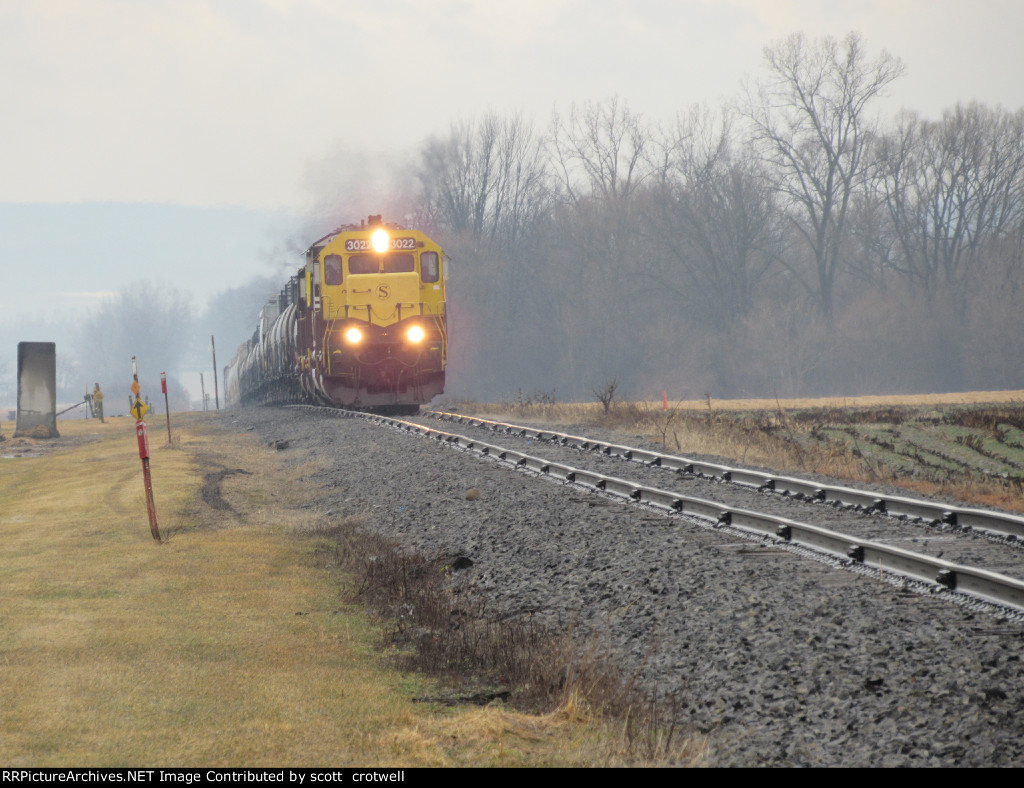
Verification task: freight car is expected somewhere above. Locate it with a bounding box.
[225,215,447,414]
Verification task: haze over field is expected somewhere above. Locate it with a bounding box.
[2,0,1023,409]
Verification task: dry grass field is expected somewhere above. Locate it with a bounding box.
[462,390,1024,514]
[0,413,701,767]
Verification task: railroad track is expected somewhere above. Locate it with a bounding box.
[425,410,1024,541]
[291,405,1024,618]
[260,404,1024,766]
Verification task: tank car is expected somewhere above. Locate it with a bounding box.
[225,215,447,414]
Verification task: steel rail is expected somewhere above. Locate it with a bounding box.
[425,410,1024,541]
[295,405,1024,614]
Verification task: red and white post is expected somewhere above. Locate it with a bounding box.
[136,419,160,542]
[132,357,161,543]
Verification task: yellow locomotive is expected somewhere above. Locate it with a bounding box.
[226,215,447,414]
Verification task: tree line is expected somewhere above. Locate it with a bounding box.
[24,31,1020,410]
[414,32,1024,401]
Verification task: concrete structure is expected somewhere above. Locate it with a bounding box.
[14,342,59,438]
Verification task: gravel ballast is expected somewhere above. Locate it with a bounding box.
[222,406,1024,767]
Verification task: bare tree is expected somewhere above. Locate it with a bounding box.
[417,112,552,253]
[418,116,497,241]
[874,103,1024,302]
[645,108,784,332]
[549,97,657,210]
[591,376,620,415]
[74,283,196,406]
[200,275,280,367]
[417,113,558,396]
[540,99,664,392]
[743,32,905,321]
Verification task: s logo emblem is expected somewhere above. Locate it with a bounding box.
[376,285,391,299]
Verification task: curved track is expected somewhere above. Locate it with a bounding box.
[425,410,1024,540]
[295,405,1024,618]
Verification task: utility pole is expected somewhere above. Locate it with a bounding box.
[210,335,219,410]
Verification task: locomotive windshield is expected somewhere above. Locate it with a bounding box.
[421,251,439,283]
[383,253,414,273]
[324,254,343,285]
[348,255,377,274]
[348,253,416,274]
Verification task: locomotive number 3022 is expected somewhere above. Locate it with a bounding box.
[344,237,417,252]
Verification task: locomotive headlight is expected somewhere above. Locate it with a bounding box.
[371,228,389,253]
[406,325,425,343]
[345,326,363,344]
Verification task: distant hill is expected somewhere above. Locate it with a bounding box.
[0,202,306,407]
[0,202,301,321]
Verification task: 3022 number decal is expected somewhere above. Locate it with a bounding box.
[344,237,416,252]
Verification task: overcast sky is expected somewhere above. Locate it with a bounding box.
[3,0,1024,212]
[3,0,1024,402]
